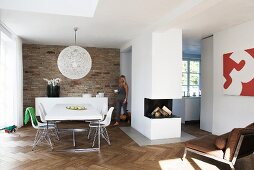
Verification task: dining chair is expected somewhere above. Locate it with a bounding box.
[92,104,108,119]
[86,104,108,130]
[88,107,114,147]
[25,107,55,150]
[38,103,60,140]
[87,104,109,138]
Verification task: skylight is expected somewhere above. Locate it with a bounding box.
[0,0,99,17]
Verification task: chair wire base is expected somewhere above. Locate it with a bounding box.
[32,127,59,151]
[88,126,111,147]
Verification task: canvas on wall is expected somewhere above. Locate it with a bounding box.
[223,48,254,96]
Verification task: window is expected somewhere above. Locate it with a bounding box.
[182,59,200,96]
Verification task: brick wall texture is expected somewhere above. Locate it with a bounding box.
[23,44,120,109]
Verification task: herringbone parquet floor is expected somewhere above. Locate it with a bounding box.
[0,122,253,170]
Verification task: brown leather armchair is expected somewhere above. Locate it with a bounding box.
[182,123,254,170]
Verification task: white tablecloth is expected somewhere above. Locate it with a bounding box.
[45,104,103,121]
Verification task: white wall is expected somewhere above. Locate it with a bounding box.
[212,20,254,135]
[200,36,213,132]
[120,51,132,112]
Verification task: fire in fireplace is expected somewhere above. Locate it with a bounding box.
[144,98,173,119]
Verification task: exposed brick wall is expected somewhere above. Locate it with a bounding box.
[23,44,120,109]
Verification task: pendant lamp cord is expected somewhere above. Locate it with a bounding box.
[74,27,78,45]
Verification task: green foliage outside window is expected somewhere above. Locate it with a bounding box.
[181,59,200,96]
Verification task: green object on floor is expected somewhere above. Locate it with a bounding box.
[24,107,38,126]
[0,125,17,133]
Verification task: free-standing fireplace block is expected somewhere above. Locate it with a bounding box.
[143,98,181,140]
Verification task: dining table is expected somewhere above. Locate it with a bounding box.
[45,104,103,152]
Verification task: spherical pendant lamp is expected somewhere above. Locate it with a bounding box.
[57,27,92,79]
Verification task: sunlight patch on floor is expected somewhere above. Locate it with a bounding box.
[159,158,195,170]
[159,157,221,170]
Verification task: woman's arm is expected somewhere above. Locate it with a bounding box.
[124,84,128,103]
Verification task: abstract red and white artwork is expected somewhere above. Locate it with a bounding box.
[223,48,254,96]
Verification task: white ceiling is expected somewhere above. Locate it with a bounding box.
[0,0,185,48]
[179,0,254,54]
[0,0,99,17]
[1,0,254,52]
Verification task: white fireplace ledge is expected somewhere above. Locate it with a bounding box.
[144,116,181,140]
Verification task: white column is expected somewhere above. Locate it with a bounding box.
[151,29,182,99]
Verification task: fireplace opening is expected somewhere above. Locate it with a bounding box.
[144,98,173,119]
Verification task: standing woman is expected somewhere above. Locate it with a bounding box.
[114,75,128,126]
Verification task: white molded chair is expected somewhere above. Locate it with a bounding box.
[88,107,114,147]
[38,103,60,140]
[39,103,61,123]
[38,103,47,122]
[30,110,57,151]
[38,103,55,123]
[86,104,108,123]
[100,104,108,119]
